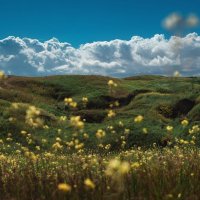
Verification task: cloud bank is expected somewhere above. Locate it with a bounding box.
[0,33,200,77]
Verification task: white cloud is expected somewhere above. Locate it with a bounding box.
[0,33,200,77]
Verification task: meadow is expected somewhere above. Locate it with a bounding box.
[0,72,200,199]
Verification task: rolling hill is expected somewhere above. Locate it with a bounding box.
[0,75,199,151]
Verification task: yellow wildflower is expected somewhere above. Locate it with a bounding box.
[84,178,95,189]
[134,115,144,123]
[58,183,71,192]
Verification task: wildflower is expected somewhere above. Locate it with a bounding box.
[96,129,106,139]
[98,143,104,148]
[142,128,148,134]
[134,115,144,123]
[84,178,95,189]
[43,125,49,129]
[121,141,126,148]
[119,161,130,174]
[173,71,181,77]
[25,106,43,128]
[107,110,116,118]
[6,137,13,142]
[106,159,120,175]
[105,144,111,150]
[16,150,21,154]
[108,80,117,87]
[178,193,182,198]
[118,121,124,127]
[166,125,173,132]
[56,137,62,142]
[35,146,40,151]
[75,143,84,150]
[8,117,16,122]
[106,159,130,176]
[11,103,19,109]
[70,116,84,129]
[83,133,89,139]
[0,154,6,160]
[124,129,130,135]
[64,98,73,104]
[58,183,71,192]
[179,139,189,145]
[0,71,6,80]
[52,142,63,150]
[21,130,27,136]
[189,125,200,134]
[191,173,194,176]
[181,119,189,126]
[42,139,47,144]
[69,102,77,108]
[131,162,140,169]
[57,129,62,134]
[64,98,77,108]
[82,97,88,104]
[114,101,120,107]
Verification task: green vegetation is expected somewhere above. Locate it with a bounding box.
[0,75,199,151]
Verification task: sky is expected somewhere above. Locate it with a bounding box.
[0,0,200,77]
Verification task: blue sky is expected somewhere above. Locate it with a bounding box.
[0,0,200,77]
[0,0,200,46]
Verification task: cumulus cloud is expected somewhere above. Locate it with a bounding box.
[0,34,200,77]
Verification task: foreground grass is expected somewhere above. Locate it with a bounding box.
[0,146,200,200]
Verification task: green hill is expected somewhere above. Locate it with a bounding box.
[0,75,199,152]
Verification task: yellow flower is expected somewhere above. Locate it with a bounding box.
[0,71,6,80]
[173,71,181,77]
[69,102,77,108]
[84,178,95,189]
[43,125,49,129]
[64,98,77,108]
[142,128,148,134]
[83,133,89,139]
[107,110,116,118]
[64,98,73,104]
[56,137,62,142]
[58,183,71,192]
[82,97,88,103]
[114,101,120,107]
[181,119,189,126]
[134,115,144,123]
[178,193,182,198]
[70,116,84,129]
[108,80,117,87]
[25,106,43,128]
[96,129,106,139]
[166,125,173,132]
[16,150,21,154]
[35,146,40,151]
[42,139,47,144]
[60,116,67,121]
[189,125,200,134]
[21,130,27,136]
[52,142,63,150]
[119,161,130,174]
[131,162,140,169]
[179,139,189,145]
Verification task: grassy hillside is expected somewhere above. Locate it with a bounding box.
[0,75,200,152]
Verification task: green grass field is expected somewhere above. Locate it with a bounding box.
[0,75,199,150]
[0,75,200,199]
